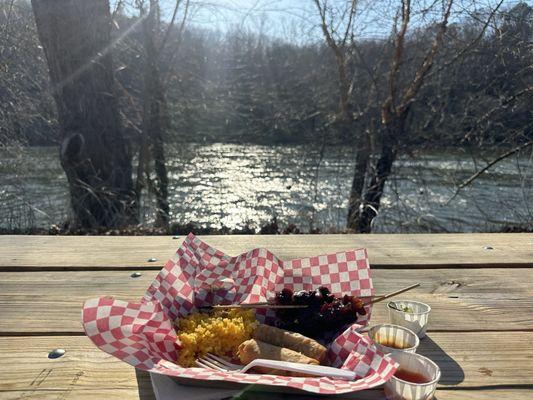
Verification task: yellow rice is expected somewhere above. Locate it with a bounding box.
[175,309,257,367]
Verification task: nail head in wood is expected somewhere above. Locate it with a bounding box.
[48,348,66,359]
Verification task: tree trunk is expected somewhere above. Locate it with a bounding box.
[345,0,452,233]
[31,0,137,229]
[351,119,402,233]
[141,0,170,228]
[347,121,372,230]
[355,142,395,233]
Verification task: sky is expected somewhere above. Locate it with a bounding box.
[160,0,396,42]
[150,0,531,43]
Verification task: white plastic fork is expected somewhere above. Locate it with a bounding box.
[195,353,356,381]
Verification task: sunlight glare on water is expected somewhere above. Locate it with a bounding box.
[0,143,531,232]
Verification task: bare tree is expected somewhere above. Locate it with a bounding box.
[31,0,137,229]
[312,0,377,231]
[3,0,531,233]
[315,0,454,232]
[313,0,358,124]
[138,0,170,228]
[134,0,190,228]
[351,0,455,232]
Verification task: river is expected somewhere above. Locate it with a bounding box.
[0,143,531,232]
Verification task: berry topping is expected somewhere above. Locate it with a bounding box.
[272,287,367,338]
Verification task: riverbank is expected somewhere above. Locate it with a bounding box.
[2,219,531,235]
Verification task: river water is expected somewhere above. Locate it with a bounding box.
[0,143,531,232]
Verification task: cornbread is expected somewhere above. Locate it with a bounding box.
[175,309,257,367]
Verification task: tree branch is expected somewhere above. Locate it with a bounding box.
[447,141,533,203]
[399,0,454,115]
[163,0,190,80]
[313,0,351,119]
[382,0,411,123]
[158,0,182,53]
[464,86,533,141]
[314,0,342,58]
[341,0,358,47]
[432,0,504,76]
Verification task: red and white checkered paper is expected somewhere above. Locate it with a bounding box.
[83,233,398,394]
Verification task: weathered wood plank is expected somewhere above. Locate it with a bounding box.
[1,234,532,270]
[419,390,533,399]
[1,388,530,400]
[2,235,530,399]
[0,335,147,400]
[1,269,531,334]
[0,333,531,400]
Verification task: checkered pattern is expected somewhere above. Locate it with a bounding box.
[83,233,397,394]
[82,297,178,369]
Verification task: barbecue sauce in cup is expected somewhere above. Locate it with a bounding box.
[394,368,431,384]
[376,337,409,349]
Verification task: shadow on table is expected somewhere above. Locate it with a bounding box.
[136,370,387,399]
[136,369,157,400]
[417,334,465,385]
[135,335,464,399]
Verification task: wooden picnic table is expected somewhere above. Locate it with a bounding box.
[0,233,532,399]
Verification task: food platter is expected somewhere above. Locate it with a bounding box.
[83,233,398,395]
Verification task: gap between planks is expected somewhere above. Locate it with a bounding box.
[2,263,533,272]
[3,328,533,338]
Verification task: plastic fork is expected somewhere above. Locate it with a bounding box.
[195,353,356,380]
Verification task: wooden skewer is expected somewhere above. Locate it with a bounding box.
[200,288,417,310]
[368,283,421,305]
[201,294,383,310]
[201,304,308,310]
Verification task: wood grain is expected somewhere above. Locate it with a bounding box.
[1,268,531,334]
[0,388,530,400]
[1,234,532,270]
[1,234,531,399]
[0,334,531,400]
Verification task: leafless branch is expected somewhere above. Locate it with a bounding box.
[163,0,190,79]
[112,0,124,17]
[399,0,454,115]
[447,141,533,203]
[341,0,358,48]
[432,0,505,76]
[465,86,533,141]
[313,0,352,118]
[314,0,341,58]
[383,0,411,119]
[158,0,182,53]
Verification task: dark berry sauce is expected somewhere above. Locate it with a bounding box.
[272,286,367,340]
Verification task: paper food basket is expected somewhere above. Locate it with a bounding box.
[83,233,398,396]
